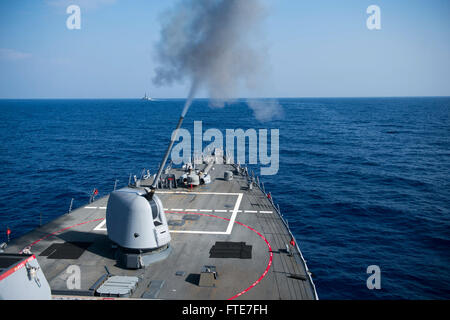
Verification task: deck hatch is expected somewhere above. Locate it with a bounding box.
[40,242,92,259]
[96,275,139,297]
[182,215,200,221]
[209,241,252,259]
[168,219,185,226]
[141,280,165,299]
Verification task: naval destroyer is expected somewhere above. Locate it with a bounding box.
[0,101,318,300]
[142,93,154,101]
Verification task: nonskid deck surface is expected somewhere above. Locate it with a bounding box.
[4,164,316,300]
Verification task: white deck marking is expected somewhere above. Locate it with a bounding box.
[88,191,254,235]
[226,193,243,234]
[92,219,233,234]
[91,207,272,232]
[156,191,241,196]
[170,230,228,235]
[93,220,107,231]
[164,192,243,235]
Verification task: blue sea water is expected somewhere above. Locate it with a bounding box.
[0,97,449,299]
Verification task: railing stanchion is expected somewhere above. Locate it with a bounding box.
[68,198,74,214]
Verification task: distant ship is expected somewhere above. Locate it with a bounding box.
[142,93,154,101]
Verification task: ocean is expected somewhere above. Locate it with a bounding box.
[0,97,449,299]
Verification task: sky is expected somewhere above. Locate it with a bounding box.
[0,0,449,99]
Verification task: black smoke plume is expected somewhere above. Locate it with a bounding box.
[153,0,282,121]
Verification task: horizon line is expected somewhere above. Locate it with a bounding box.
[1,95,450,100]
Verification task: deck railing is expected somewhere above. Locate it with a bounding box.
[234,162,319,300]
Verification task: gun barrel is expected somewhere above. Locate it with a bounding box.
[150,83,197,194]
[151,116,184,189]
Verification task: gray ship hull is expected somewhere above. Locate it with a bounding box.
[3,163,317,300]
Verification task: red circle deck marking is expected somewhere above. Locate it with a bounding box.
[26,218,104,248]
[166,211,273,300]
[26,212,273,300]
